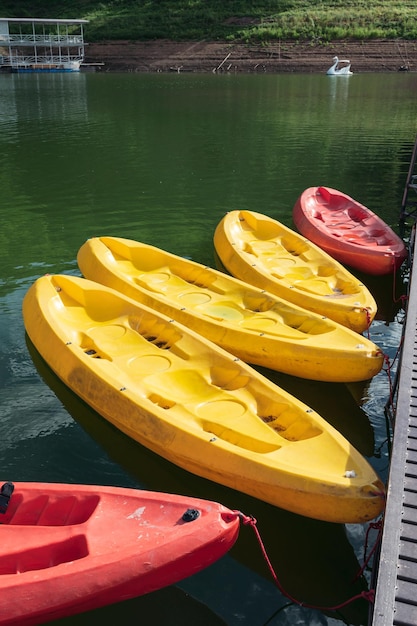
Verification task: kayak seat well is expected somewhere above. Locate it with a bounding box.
[169,265,226,294]
[144,367,321,447]
[281,267,352,297]
[79,312,191,365]
[81,325,166,362]
[146,369,235,404]
[244,240,286,257]
[0,536,89,575]
[144,368,279,452]
[243,241,309,280]
[246,244,361,296]
[261,409,322,441]
[345,235,380,247]
[195,301,244,321]
[327,223,356,231]
[317,186,346,210]
[280,236,311,258]
[237,210,276,240]
[134,267,308,330]
[311,209,324,221]
[317,186,332,202]
[161,285,332,337]
[2,493,100,526]
[199,418,280,452]
[283,316,333,335]
[347,206,369,223]
[245,235,312,261]
[134,273,231,316]
[197,299,333,336]
[256,390,322,440]
[329,228,389,247]
[238,315,329,338]
[135,271,192,295]
[195,298,293,325]
[108,241,225,296]
[238,294,328,337]
[134,267,225,294]
[121,273,276,326]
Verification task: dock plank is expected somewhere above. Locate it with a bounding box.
[371,232,417,625]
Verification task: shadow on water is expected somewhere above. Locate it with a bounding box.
[49,586,228,626]
[25,336,372,626]
[351,267,407,324]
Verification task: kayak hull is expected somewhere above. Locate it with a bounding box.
[293,186,407,275]
[0,481,240,626]
[77,236,383,383]
[22,275,385,524]
[214,209,377,333]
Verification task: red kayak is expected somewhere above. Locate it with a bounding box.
[293,186,407,275]
[0,481,240,625]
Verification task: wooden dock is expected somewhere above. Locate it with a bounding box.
[371,225,417,624]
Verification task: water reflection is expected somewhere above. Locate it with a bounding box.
[49,586,228,626]
[2,70,413,626]
[5,72,88,123]
[27,337,370,626]
[327,73,352,110]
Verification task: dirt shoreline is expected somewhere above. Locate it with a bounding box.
[85,39,416,73]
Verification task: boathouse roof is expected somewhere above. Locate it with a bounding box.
[0,18,89,24]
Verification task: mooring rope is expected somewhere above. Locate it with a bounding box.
[363,307,372,339]
[352,518,384,582]
[223,307,404,621]
[231,511,379,619]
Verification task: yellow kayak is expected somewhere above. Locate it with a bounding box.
[22,275,385,524]
[214,210,377,334]
[77,237,383,383]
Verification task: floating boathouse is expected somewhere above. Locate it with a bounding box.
[0,17,88,72]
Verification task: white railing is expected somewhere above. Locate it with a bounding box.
[1,54,83,67]
[0,34,83,45]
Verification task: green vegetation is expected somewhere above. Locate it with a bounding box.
[1,1,417,42]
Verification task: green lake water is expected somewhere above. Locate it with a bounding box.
[1,69,416,625]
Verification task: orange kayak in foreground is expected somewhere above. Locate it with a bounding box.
[0,481,240,625]
[293,186,407,275]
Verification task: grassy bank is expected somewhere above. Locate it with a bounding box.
[1,1,417,42]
